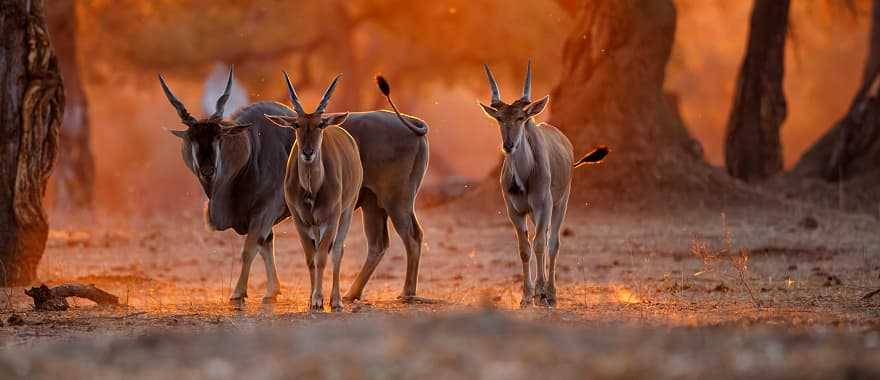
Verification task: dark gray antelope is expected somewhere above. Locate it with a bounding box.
[160,68,292,303]
[479,62,608,307]
[265,74,362,312]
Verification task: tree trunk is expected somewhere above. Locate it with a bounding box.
[792,0,880,182]
[724,0,790,183]
[47,0,94,213]
[547,0,716,203]
[0,0,63,285]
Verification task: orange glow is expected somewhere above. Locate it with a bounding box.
[55,0,875,216]
[613,287,641,304]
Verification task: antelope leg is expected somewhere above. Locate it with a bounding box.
[330,209,353,312]
[508,209,533,308]
[231,233,260,304]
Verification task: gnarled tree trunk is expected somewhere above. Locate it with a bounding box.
[724,0,790,183]
[792,0,880,182]
[0,0,63,285]
[47,0,95,214]
[547,0,718,204]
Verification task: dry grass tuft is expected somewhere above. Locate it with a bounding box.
[690,213,759,307]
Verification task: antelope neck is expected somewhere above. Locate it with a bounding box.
[505,120,536,181]
[297,152,325,196]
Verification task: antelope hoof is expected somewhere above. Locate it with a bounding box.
[533,284,547,306]
[520,286,534,308]
[343,293,362,302]
[310,296,324,312]
[229,297,246,309]
[331,295,344,312]
[546,287,557,308]
[229,290,247,301]
[263,288,281,304]
[534,293,551,307]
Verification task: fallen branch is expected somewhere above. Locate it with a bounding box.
[862,288,880,300]
[25,284,119,311]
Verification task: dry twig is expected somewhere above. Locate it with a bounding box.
[862,288,880,300]
[691,213,760,308]
[25,284,119,311]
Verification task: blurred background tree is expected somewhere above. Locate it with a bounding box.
[48,0,96,216]
[546,0,720,206]
[786,0,880,212]
[794,0,880,182]
[724,0,790,183]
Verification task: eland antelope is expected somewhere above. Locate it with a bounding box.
[160,68,292,304]
[479,62,608,307]
[265,72,430,308]
[265,74,362,312]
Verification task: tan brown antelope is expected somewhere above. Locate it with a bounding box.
[479,62,608,307]
[268,74,430,305]
[265,74,363,312]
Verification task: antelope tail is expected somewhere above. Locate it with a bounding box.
[573,146,609,168]
[376,75,428,136]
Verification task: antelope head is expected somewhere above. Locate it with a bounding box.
[479,61,550,155]
[264,72,349,164]
[159,67,252,196]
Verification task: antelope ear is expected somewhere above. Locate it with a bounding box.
[264,114,297,128]
[523,95,550,117]
[479,102,499,119]
[322,112,349,127]
[222,123,253,136]
[168,129,188,139]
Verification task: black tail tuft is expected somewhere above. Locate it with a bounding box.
[376,75,391,97]
[376,75,428,136]
[573,145,610,168]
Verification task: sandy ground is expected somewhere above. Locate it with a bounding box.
[0,199,879,378]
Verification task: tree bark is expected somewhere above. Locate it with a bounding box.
[792,0,880,181]
[547,0,715,203]
[724,0,790,183]
[0,0,63,285]
[47,0,94,213]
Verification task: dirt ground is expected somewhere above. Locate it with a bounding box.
[1,197,879,379]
